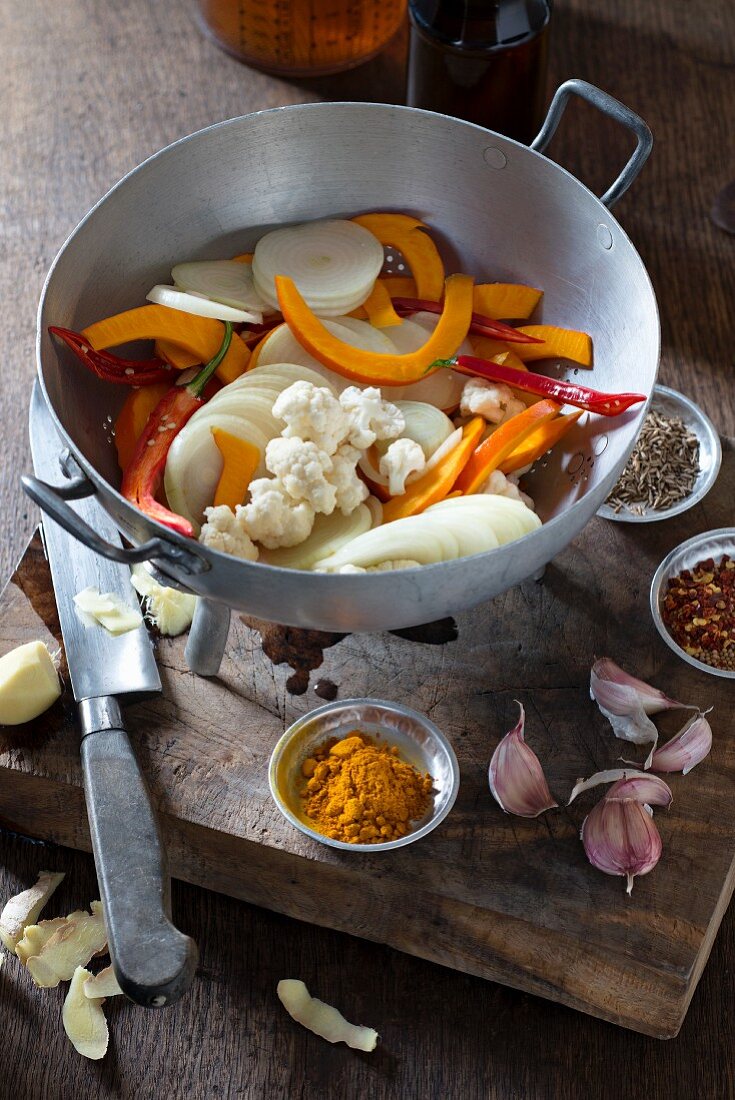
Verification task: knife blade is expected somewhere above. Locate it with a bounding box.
[28,382,197,1006]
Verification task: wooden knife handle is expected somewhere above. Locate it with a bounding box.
[79,698,198,1006]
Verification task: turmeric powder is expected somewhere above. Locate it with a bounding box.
[300,732,434,844]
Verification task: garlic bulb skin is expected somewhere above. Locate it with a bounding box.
[650,712,713,775]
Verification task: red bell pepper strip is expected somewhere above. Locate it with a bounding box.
[390,298,543,345]
[121,322,233,538]
[433,355,646,417]
[49,326,174,386]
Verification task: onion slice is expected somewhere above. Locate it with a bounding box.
[146,284,263,324]
[252,219,384,317]
[172,260,270,313]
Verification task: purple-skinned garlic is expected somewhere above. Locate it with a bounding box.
[581,796,663,896]
[590,658,696,768]
[488,702,558,818]
[650,711,713,775]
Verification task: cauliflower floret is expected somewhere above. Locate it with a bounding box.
[272,381,351,454]
[481,469,535,511]
[460,378,526,425]
[327,444,369,515]
[265,437,336,513]
[379,438,427,496]
[199,505,259,560]
[339,386,405,449]
[239,479,315,549]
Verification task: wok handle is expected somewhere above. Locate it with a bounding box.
[79,697,199,1006]
[22,473,208,575]
[531,78,653,209]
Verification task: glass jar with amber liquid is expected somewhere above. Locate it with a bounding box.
[407,0,551,144]
[197,0,407,77]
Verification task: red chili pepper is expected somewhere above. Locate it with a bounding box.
[49,327,174,385]
[121,323,233,538]
[390,298,543,345]
[434,355,646,417]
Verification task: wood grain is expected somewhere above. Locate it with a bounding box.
[2,0,735,1095]
[3,434,735,1042]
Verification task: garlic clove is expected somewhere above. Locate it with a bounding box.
[488,702,558,818]
[590,658,689,716]
[650,711,713,775]
[568,769,672,808]
[581,796,663,895]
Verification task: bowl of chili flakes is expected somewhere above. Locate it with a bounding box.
[651,528,735,678]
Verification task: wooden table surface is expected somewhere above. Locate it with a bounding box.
[2,0,735,1096]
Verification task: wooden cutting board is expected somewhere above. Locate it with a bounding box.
[2,447,735,1039]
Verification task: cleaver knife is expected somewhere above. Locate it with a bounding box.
[27,383,198,1006]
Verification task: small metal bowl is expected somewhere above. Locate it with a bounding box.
[268,698,460,852]
[598,384,721,523]
[650,528,735,679]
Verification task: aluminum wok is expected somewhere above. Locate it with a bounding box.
[25,79,658,645]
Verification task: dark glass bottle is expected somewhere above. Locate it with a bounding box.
[407,0,551,145]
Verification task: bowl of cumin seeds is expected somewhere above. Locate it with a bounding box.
[598,384,721,523]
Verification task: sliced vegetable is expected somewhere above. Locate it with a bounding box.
[0,870,65,951]
[454,401,560,494]
[231,252,254,263]
[121,323,234,537]
[73,587,144,635]
[49,327,173,386]
[500,410,584,473]
[352,213,445,302]
[380,275,418,298]
[259,504,373,570]
[473,283,543,320]
[359,280,402,328]
[114,383,171,470]
[130,565,197,636]
[146,284,262,324]
[512,325,593,366]
[382,416,485,522]
[81,304,250,385]
[253,317,396,392]
[154,339,201,371]
[212,428,261,508]
[391,297,541,344]
[63,966,109,1060]
[276,273,474,386]
[172,259,269,313]
[315,495,541,571]
[252,219,384,316]
[437,355,646,416]
[377,401,454,459]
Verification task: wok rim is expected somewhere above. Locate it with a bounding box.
[35,99,660,582]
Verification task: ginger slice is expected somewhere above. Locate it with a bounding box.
[277,979,378,1051]
[0,870,65,951]
[62,966,109,1060]
[15,917,68,964]
[26,901,107,988]
[83,965,122,999]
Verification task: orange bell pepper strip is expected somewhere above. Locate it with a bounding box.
[473,283,543,320]
[499,410,583,474]
[512,326,592,367]
[352,213,445,302]
[114,383,171,471]
[212,428,261,508]
[382,417,485,522]
[231,252,254,263]
[81,304,250,384]
[154,339,201,371]
[454,400,561,494]
[359,280,402,328]
[275,273,474,386]
[380,275,418,299]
